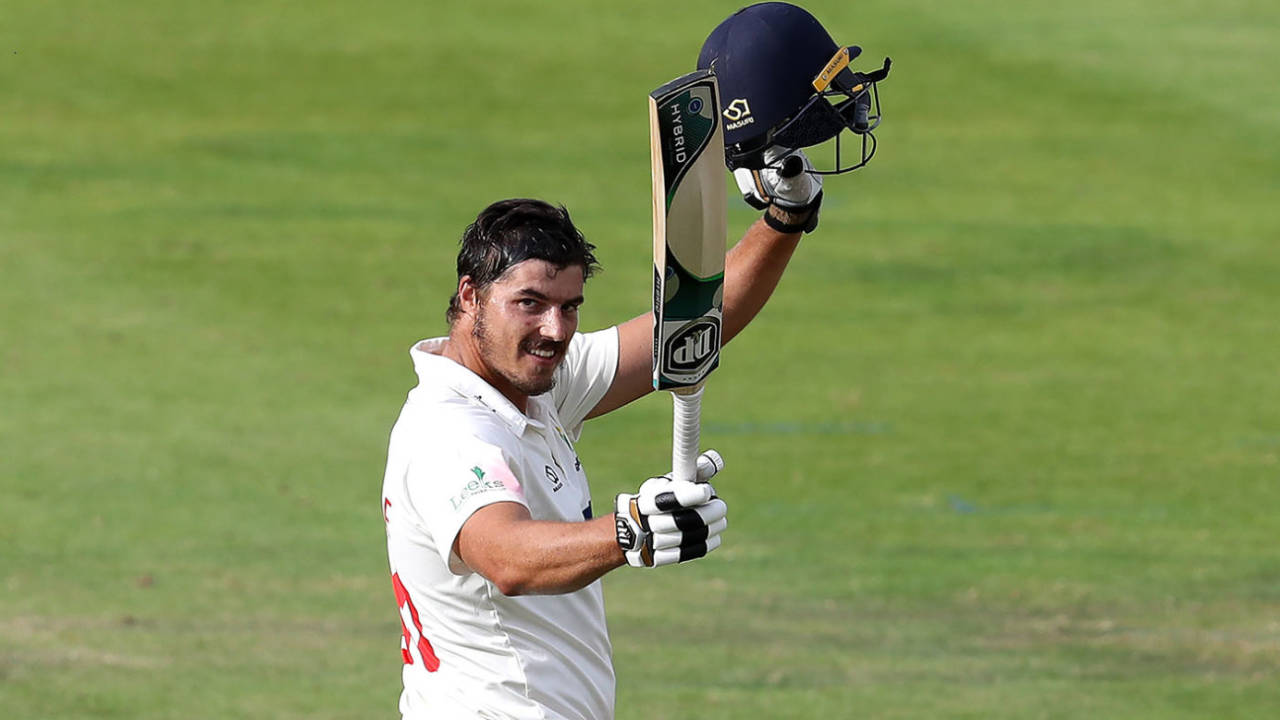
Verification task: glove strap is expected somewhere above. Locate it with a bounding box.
[763,208,809,235]
[615,495,653,567]
[763,191,822,234]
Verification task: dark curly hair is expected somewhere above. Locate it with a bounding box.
[447,199,600,324]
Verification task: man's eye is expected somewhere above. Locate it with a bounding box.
[518,298,538,308]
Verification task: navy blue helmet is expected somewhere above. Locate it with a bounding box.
[697,2,891,174]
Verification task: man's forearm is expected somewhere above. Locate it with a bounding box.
[457,504,625,596]
[722,216,804,344]
[585,216,805,419]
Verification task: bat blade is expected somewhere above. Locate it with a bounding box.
[649,69,727,483]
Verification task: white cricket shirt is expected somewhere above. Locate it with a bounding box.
[381,328,620,720]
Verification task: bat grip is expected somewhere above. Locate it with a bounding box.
[671,385,703,483]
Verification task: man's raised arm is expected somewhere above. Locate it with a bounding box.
[588,210,811,419]
[587,151,823,420]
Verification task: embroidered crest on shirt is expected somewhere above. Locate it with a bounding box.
[544,465,564,492]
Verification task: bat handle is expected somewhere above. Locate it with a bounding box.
[671,384,703,483]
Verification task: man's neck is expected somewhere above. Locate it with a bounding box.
[441,328,530,414]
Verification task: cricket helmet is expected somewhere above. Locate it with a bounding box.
[697,2,891,174]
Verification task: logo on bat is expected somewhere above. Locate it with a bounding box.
[664,318,720,373]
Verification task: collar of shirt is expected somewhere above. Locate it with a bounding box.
[408,338,553,435]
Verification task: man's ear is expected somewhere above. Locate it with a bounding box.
[456,276,480,316]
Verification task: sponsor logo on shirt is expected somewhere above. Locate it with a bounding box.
[449,467,511,510]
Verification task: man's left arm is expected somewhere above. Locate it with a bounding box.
[586,210,805,420]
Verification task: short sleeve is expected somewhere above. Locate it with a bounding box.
[404,436,528,575]
[550,327,620,433]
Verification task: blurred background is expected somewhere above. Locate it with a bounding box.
[2,1,1277,717]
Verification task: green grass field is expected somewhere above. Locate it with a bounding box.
[3,1,1277,717]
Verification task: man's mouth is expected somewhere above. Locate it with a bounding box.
[523,342,564,363]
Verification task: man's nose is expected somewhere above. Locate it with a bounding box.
[540,308,573,341]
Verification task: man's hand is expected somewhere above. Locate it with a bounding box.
[615,450,728,568]
[733,147,824,211]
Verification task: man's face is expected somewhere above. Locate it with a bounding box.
[470,259,585,400]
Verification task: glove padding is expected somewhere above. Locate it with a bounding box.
[615,450,728,568]
[733,146,824,213]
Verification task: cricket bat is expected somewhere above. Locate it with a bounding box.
[649,69,727,484]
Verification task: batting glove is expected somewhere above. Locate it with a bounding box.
[615,450,728,568]
[733,147,824,234]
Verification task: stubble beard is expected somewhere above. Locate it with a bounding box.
[473,311,559,397]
